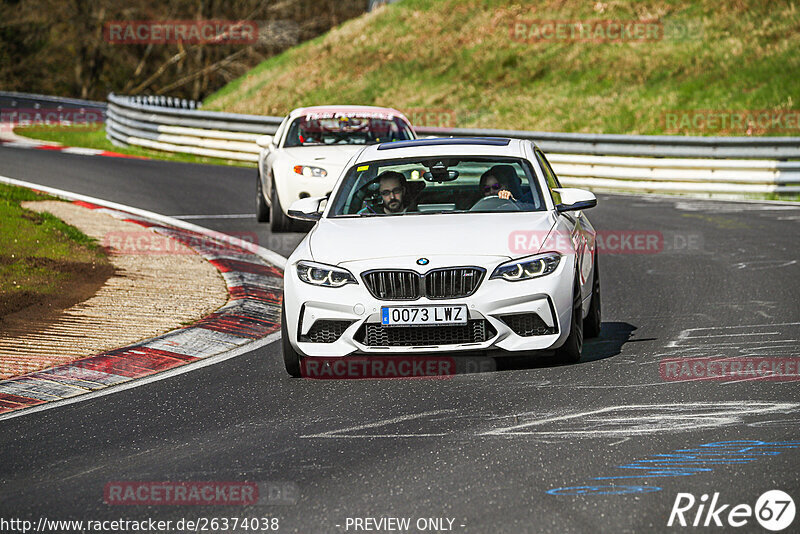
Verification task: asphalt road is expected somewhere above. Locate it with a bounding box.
[1,145,799,533]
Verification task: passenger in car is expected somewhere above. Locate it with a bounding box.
[478,165,536,207]
[479,169,516,201]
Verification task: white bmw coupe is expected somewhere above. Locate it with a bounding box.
[280,137,600,377]
[255,105,416,232]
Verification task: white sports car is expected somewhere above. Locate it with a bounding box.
[255,105,416,232]
[280,137,600,377]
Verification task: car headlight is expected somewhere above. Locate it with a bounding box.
[296,260,357,287]
[490,253,561,282]
[293,165,327,177]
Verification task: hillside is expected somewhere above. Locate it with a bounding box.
[204,0,800,135]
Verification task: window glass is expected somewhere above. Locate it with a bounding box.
[329,157,545,217]
[535,149,562,205]
[284,112,414,147]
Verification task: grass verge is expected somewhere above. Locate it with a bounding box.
[0,183,113,318]
[13,125,255,168]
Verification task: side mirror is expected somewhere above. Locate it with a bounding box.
[553,188,597,212]
[256,134,274,149]
[287,196,326,221]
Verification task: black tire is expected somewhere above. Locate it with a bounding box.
[583,254,602,338]
[281,302,302,377]
[555,275,583,364]
[256,174,270,222]
[270,185,292,233]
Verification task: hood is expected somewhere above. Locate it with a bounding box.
[279,144,364,165]
[308,212,556,266]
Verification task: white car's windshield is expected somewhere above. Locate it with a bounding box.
[283,112,414,147]
[329,157,546,216]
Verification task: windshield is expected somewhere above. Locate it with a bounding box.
[329,156,546,217]
[283,111,414,147]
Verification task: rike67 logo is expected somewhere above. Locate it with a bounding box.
[668,490,795,531]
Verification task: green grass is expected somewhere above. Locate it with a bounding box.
[764,193,800,202]
[0,183,110,317]
[204,0,800,136]
[14,126,255,167]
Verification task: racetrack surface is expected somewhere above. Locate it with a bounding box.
[1,145,799,533]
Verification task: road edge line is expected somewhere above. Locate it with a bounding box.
[0,174,287,422]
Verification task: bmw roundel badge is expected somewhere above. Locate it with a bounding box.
[417,258,429,266]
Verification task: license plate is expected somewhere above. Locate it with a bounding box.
[381,305,468,326]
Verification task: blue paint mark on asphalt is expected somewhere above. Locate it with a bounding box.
[548,441,800,496]
[547,485,661,496]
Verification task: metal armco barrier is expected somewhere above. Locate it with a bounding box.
[415,126,800,160]
[106,93,281,162]
[102,93,800,195]
[0,91,107,113]
[548,154,800,195]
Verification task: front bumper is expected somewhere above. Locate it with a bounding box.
[283,256,576,358]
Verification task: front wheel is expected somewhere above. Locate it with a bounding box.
[256,174,270,222]
[281,302,302,377]
[555,275,583,364]
[270,185,292,233]
[583,253,601,338]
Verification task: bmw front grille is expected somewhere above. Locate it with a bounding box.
[361,267,485,300]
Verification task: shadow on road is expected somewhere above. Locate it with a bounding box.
[495,321,642,372]
[581,321,641,363]
[297,322,645,379]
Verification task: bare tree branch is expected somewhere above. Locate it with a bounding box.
[156,47,248,94]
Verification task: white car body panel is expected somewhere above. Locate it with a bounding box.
[308,212,556,264]
[267,145,363,209]
[283,137,597,359]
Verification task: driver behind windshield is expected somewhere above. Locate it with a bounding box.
[359,171,409,214]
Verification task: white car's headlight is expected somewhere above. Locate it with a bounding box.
[293,165,328,177]
[296,260,357,287]
[490,253,561,282]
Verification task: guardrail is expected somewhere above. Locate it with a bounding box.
[549,154,800,195]
[415,127,800,160]
[106,93,280,161]
[0,90,107,113]
[102,93,797,195]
